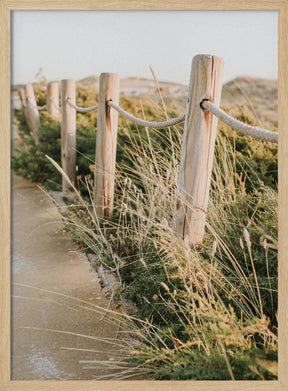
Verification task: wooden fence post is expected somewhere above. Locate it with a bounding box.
[18,88,29,122]
[173,54,224,245]
[61,79,76,193]
[24,83,40,143]
[47,81,60,118]
[93,73,119,218]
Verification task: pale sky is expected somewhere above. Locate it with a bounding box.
[11,11,278,86]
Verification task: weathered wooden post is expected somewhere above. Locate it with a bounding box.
[93,73,119,218]
[24,83,40,143]
[61,79,76,193]
[18,88,29,122]
[173,54,224,245]
[47,81,60,118]
[18,88,26,106]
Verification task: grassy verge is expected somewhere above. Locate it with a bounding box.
[12,85,278,380]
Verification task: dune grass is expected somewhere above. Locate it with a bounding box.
[12,85,278,380]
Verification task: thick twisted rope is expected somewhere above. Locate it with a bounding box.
[27,99,47,111]
[50,99,61,111]
[108,101,185,129]
[66,99,98,113]
[201,100,278,144]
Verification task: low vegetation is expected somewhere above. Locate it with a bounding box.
[12,84,278,380]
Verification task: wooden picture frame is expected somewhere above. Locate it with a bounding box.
[1,2,287,390]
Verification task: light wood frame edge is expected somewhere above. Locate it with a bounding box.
[1,1,287,390]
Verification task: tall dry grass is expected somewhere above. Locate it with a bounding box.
[46,103,278,379]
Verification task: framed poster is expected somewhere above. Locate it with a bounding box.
[1,1,287,390]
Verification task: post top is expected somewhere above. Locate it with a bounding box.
[193,54,223,60]
[193,54,224,64]
[61,79,75,84]
[100,72,119,76]
[100,73,119,81]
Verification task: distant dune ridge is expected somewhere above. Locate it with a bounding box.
[77,75,188,96]
[221,77,277,127]
[12,75,277,128]
[77,75,278,128]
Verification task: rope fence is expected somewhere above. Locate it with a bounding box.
[107,101,185,129]
[201,99,278,144]
[18,55,278,246]
[27,99,47,111]
[50,99,61,111]
[66,99,98,113]
[22,90,278,143]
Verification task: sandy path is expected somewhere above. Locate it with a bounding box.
[11,175,124,380]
